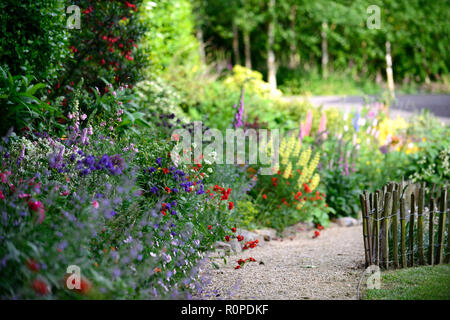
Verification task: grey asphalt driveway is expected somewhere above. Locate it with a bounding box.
[283,94,450,124]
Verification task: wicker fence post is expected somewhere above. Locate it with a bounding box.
[409,193,415,267]
[382,192,392,269]
[436,189,447,264]
[360,194,370,267]
[392,187,399,268]
[417,186,425,265]
[428,197,435,266]
[400,197,407,268]
[374,191,380,266]
[365,192,372,264]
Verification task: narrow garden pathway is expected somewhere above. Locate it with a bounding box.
[198,224,365,300]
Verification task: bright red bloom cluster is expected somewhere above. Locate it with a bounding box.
[272,177,278,187]
[212,185,232,201]
[234,257,257,269]
[32,279,50,295]
[26,259,40,272]
[303,183,312,193]
[242,239,258,250]
[312,230,320,239]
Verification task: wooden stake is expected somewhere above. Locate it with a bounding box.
[360,194,370,267]
[400,197,407,268]
[374,191,380,266]
[382,192,392,269]
[392,189,399,268]
[437,189,447,264]
[409,194,415,267]
[428,198,435,266]
[417,187,425,265]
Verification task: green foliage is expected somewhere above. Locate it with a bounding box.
[62,0,147,93]
[140,0,199,74]
[0,67,62,135]
[0,0,70,82]
[195,0,450,89]
[320,136,362,218]
[232,197,259,229]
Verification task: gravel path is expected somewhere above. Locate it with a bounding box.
[197,224,365,300]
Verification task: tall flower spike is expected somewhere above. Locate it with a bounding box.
[233,87,245,129]
[318,111,327,138]
[304,110,313,137]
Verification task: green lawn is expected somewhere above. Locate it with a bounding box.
[366,265,450,300]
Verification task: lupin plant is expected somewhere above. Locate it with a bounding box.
[251,133,330,230]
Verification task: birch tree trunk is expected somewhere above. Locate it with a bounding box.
[385,41,395,99]
[232,21,241,66]
[321,21,328,79]
[267,0,277,93]
[288,5,300,69]
[243,30,252,69]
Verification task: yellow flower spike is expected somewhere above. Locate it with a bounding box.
[297,147,311,168]
[292,139,301,159]
[310,173,320,191]
[279,138,287,157]
[282,162,292,179]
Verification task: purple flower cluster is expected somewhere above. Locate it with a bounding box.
[233,90,245,129]
[76,153,125,176]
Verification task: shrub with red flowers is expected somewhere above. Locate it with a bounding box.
[59,0,146,94]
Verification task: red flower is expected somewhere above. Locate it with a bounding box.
[249,257,256,262]
[77,277,92,295]
[262,194,267,200]
[26,259,39,272]
[162,168,169,174]
[272,177,278,187]
[231,227,236,233]
[228,202,234,210]
[208,225,212,230]
[312,230,321,239]
[317,224,324,231]
[32,279,49,295]
[225,235,230,242]
[28,200,42,212]
[0,190,4,200]
[164,186,171,194]
[303,183,312,193]
[64,275,92,295]
[234,265,241,269]
[237,235,244,242]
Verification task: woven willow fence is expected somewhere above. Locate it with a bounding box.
[359,181,449,269]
